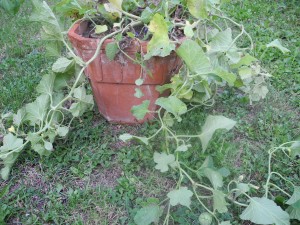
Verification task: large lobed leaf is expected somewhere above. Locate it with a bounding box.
[199,115,236,151]
[240,197,290,225]
[167,187,193,208]
[134,204,162,225]
[176,39,212,75]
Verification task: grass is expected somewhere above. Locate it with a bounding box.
[0,0,299,224]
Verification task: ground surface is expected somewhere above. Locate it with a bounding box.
[0,0,299,224]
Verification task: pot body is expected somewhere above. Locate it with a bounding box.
[68,22,181,124]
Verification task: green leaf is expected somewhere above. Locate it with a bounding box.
[44,141,53,151]
[108,0,123,10]
[105,42,119,61]
[27,132,42,145]
[134,88,144,98]
[25,94,50,125]
[52,57,74,73]
[135,78,144,86]
[0,134,24,180]
[95,25,108,34]
[176,39,212,75]
[220,222,231,225]
[235,183,250,197]
[231,54,258,69]
[186,0,208,19]
[208,28,233,53]
[36,73,55,95]
[13,108,26,127]
[119,133,148,145]
[119,133,133,142]
[0,184,9,198]
[286,200,300,220]
[290,141,300,159]
[212,189,228,213]
[266,39,290,54]
[144,14,175,60]
[198,212,213,225]
[156,96,187,121]
[57,126,69,137]
[154,152,175,172]
[131,100,150,120]
[176,144,191,152]
[69,86,94,117]
[167,187,193,208]
[203,167,223,189]
[184,22,194,38]
[32,143,51,156]
[286,186,300,205]
[0,133,23,154]
[140,7,154,23]
[240,197,290,225]
[199,115,236,151]
[30,0,63,40]
[214,68,236,86]
[134,204,162,225]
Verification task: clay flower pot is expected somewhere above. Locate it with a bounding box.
[68,22,181,124]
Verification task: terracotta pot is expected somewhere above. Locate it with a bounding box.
[68,22,181,124]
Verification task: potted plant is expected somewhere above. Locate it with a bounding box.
[1,0,297,224]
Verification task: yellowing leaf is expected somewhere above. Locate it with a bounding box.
[144,14,175,60]
[95,25,108,34]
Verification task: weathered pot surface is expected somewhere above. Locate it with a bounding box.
[68,21,181,124]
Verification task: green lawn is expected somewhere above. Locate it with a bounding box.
[0,0,299,224]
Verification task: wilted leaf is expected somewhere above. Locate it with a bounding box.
[119,133,133,142]
[144,14,175,60]
[131,100,150,120]
[199,115,236,151]
[177,39,212,75]
[266,39,290,54]
[240,197,290,225]
[134,204,162,225]
[154,152,175,172]
[167,187,193,208]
